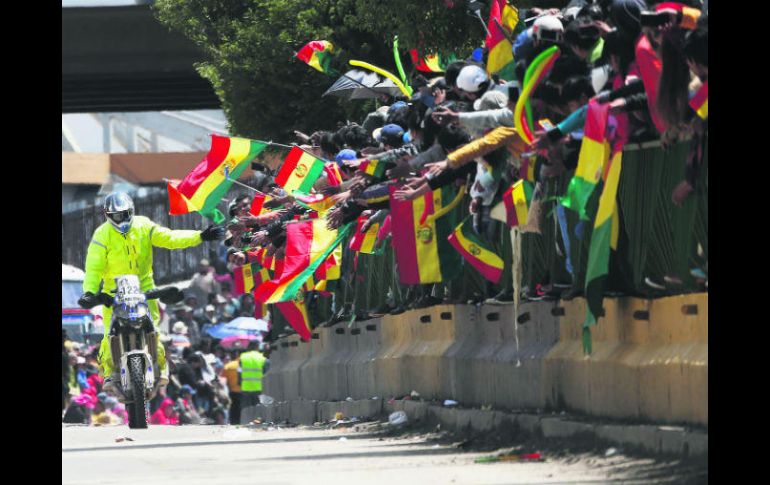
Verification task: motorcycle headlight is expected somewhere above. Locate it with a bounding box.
[125,303,148,324]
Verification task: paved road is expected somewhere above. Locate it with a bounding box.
[62,424,705,484]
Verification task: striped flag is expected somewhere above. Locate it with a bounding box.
[389,185,461,285]
[689,80,708,120]
[275,146,325,195]
[485,0,519,80]
[582,149,623,354]
[253,219,353,303]
[296,40,335,75]
[324,162,343,186]
[349,216,380,254]
[276,299,312,341]
[249,192,273,216]
[233,263,270,296]
[167,135,267,223]
[409,50,453,73]
[448,217,504,283]
[560,100,610,220]
[294,193,336,215]
[503,179,534,228]
[359,159,387,178]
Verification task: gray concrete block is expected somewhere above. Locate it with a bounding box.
[316,401,339,422]
[402,400,429,422]
[288,400,317,425]
[469,410,496,432]
[595,424,628,444]
[540,418,596,439]
[515,413,542,435]
[658,426,686,456]
[621,424,661,454]
[455,409,474,432]
[684,431,708,459]
[435,406,457,429]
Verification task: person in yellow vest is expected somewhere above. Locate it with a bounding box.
[78,192,225,394]
[222,350,243,424]
[238,341,269,411]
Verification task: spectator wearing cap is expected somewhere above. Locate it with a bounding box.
[454,64,491,101]
[189,259,221,307]
[513,15,565,65]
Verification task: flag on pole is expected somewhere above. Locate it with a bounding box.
[582,149,623,354]
[274,146,325,195]
[503,179,534,228]
[389,185,461,285]
[249,192,273,216]
[296,40,335,75]
[408,49,452,73]
[485,0,519,80]
[560,100,610,220]
[448,216,504,283]
[167,135,267,223]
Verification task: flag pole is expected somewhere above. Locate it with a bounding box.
[474,10,492,38]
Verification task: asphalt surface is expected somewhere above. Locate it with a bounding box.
[62,423,706,484]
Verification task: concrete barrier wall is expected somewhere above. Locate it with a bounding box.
[262,293,707,426]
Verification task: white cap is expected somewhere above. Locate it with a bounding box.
[473,89,509,111]
[455,65,489,93]
[172,321,188,335]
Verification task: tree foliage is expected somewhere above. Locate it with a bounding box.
[153,0,498,140]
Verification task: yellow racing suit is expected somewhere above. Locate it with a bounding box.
[83,215,203,378]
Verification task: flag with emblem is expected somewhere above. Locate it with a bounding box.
[448,216,504,283]
[389,185,461,285]
[274,146,325,195]
[167,135,267,223]
[253,219,353,303]
[233,263,269,295]
[349,216,380,254]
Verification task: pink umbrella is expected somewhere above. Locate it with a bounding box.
[220,334,261,350]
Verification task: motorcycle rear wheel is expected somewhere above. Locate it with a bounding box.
[127,355,148,429]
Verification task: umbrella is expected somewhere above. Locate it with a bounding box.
[204,317,269,339]
[220,334,262,350]
[323,69,402,100]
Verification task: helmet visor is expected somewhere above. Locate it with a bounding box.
[107,210,132,224]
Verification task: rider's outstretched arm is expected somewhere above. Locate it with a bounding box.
[149,222,203,249]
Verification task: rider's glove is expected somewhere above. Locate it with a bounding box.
[159,287,184,305]
[200,225,226,241]
[78,292,98,309]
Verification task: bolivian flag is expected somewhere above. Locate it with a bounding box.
[560,100,610,220]
[253,219,353,303]
[582,149,623,354]
[275,147,325,195]
[485,0,519,80]
[294,193,336,215]
[324,162,343,186]
[689,80,708,120]
[409,50,449,73]
[167,135,267,223]
[448,216,504,284]
[296,40,335,75]
[503,179,533,228]
[359,159,386,178]
[389,185,460,285]
[276,299,312,341]
[249,192,273,216]
[233,263,270,296]
[349,216,380,254]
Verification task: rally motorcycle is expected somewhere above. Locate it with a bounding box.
[80,275,183,428]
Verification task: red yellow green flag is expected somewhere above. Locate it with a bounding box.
[324,162,343,186]
[349,216,380,254]
[389,185,461,285]
[275,147,325,195]
[294,193,336,215]
[409,50,447,73]
[582,149,623,354]
[359,159,387,179]
[296,40,335,75]
[503,179,534,228]
[249,192,273,216]
[276,299,312,341]
[560,100,610,220]
[233,263,269,296]
[485,0,519,80]
[167,135,267,223]
[689,80,708,120]
[448,216,504,283]
[253,219,353,304]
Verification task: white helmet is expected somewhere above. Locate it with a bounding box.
[103,192,135,234]
[533,15,564,43]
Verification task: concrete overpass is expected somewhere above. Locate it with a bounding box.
[62,4,221,113]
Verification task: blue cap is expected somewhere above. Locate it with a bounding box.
[388,101,407,114]
[180,384,197,396]
[335,149,357,165]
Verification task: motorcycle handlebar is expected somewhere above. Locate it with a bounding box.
[79,286,181,309]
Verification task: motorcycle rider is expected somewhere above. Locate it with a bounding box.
[78,192,225,394]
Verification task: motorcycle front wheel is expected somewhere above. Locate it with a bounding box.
[127,354,148,429]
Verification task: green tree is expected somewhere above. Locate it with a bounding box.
[153,0,484,141]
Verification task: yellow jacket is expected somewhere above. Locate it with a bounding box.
[446,126,529,170]
[83,216,202,294]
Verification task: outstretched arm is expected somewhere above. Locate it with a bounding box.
[149,222,203,249]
